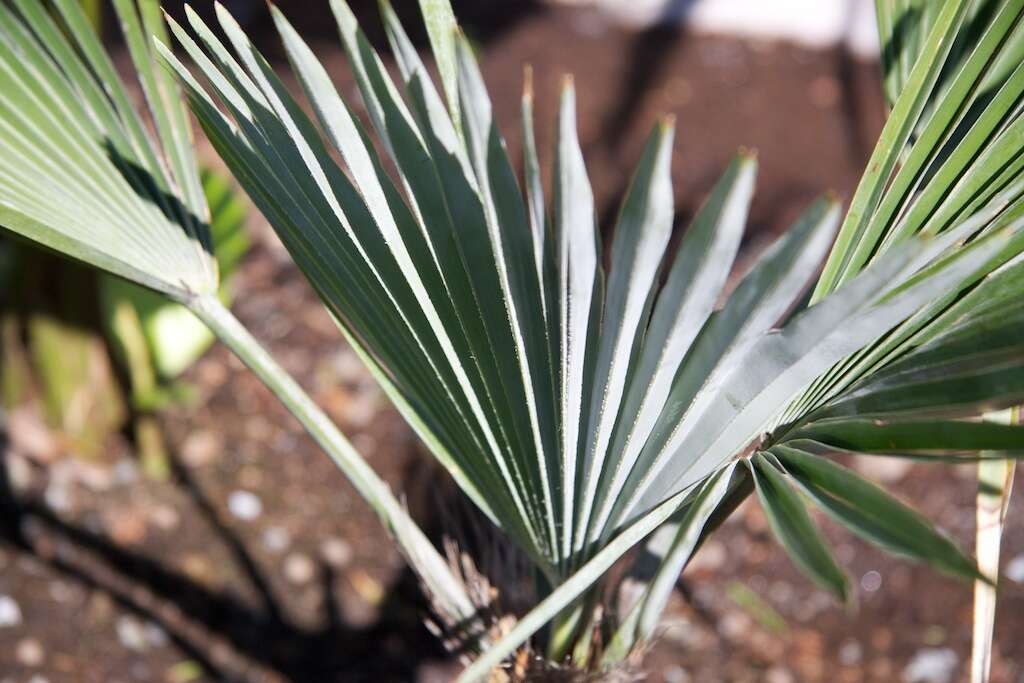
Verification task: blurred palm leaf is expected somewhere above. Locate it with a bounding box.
[21,271,128,458]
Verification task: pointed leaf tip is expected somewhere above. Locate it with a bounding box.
[183,4,201,24]
[213,1,237,27]
[737,146,758,161]
[775,445,989,585]
[750,454,851,603]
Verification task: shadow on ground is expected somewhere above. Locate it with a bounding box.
[0,433,452,682]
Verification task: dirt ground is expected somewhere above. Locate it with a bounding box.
[2,3,1023,683]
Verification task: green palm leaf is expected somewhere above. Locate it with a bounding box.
[772,445,983,581]
[751,453,851,601]
[0,0,212,297]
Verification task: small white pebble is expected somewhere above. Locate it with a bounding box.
[839,639,863,665]
[284,553,316,585]
[660,618,700,648]
[15,638,44,667]
[765,668,794,683]
[663,666,690,683]
[861,570,882,592]
[343,393,380,428]
[689,540,725,571]
[853,454,913,483]
[903,648,958,683]
[332,350,366,384]
[227,490,262,522]
[5,453,34,493]
[180,431,221,468]
[719,612,751,639]
[43,481,71,513]
[320,538,353,569]
[149,505,180,532]
[1005,553,1024,583]
[116,616,148,651]
[0,595,22,627]
[262,526,291,554]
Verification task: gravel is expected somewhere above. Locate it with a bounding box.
[227,490,263,521]
[0,595,22,627]
[902,648,958,683]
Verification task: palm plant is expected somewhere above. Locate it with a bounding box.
[3,0,1024,680]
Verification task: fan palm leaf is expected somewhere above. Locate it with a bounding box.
[0,0,211,296]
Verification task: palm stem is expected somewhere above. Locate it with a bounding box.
[190,294,475,621]
[971,408,1018,683]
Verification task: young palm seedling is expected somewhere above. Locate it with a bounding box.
[3,0,1024,680]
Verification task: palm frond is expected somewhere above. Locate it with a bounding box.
[0,0,214,296]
